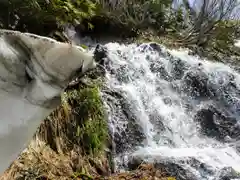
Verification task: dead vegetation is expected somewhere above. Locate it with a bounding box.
[1,137,111,180]
[0,79,111,180]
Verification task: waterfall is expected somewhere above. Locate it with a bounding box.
[97,42,240,180]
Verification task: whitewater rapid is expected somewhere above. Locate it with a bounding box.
[97,42,240,180]
[235,40,240,48]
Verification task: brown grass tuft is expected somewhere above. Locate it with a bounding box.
[0,83,110,180]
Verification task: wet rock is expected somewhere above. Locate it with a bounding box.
[94,44,108,65]
[182,68,215,98]
[142,43,191,81]
[113,121,145,154]
[138,44,150,52]
[88,65,106,79]
[211,71,240,114]
[181,157,215,178]
[176,157,240,180]
[138,43,165,56]
[102,88,145,154]
[154,160,198,180]
[97,163,170,180]
[216,167,240,180]
[149,42,162,52]
[194,105,240,141]
[113,100,145,154]
[126,155,237,180]
[115,64,131,83]
[126,156,199,180]
[169,57,190,80]
[194,107,220,138]
[127,156,145,170]
[148,111,165,132]
[149,62,172,81]
[148,42,172,58]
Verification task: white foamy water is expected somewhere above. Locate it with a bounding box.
[235,40,240,48]
[100,42,240,179]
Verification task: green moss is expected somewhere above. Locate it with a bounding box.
[63,83,108,155]
[80,44,88,49]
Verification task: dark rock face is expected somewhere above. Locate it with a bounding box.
[194,105,240,141]
[155,161,198,180]
[169,57,190,80]
[216,167,240,180]
[85,44,109,79]
[94,44,108,65]
[181,68,215,98]
[126,156,145,170]
[127,156,240,180]
[102,89,146,155]
[149,43,162,52]
[114,64,130,84]
[126,156,199,180]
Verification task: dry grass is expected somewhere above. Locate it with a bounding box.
[1,142,172,180]
[0,83,110,180]
[1,138,74,180]
[1,133,109,180]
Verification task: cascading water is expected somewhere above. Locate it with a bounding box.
[95,42,240,180]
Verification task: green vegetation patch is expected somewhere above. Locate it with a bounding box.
[63,83,108,155]
[0,0,96,39]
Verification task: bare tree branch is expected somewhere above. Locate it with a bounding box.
[180,0,240,46]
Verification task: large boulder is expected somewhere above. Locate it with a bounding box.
[181,67,215,98]
[102,88,146,155]
[194,105,240,141]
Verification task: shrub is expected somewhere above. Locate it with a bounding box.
[79,0,174,38]
[210,20,240,49]
[0,0,96,36]
[63,84,108,155]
